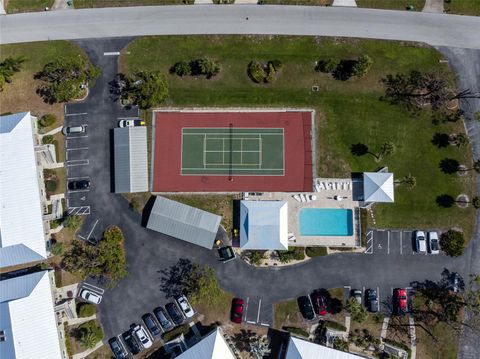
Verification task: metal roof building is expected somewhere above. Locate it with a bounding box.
[0,271,62,359]
[176,328,235,359]
[286,336,365,359]
[114,126,149,193]
[146,196,221,249]
[240,200,288,250]
[0,112,47,269]
[363,172,394,203]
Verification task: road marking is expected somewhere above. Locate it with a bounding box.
[104,51,120,56]
[344,285,351,290]
[256,299,262,324]
[118,116,139,120]
[69,189,90,193]
[365,230,373,254]
[246,320,257,324]
[244,297,249,322]
[67,159,89,166]
[67,176,90,180]
[67,135,88,140]
[86,219,99,241]
[65,112,87,117]
[81,282,104,295]
[377,287,380,312]
[67,147,89,151]
[260,323,270,327]
[400,231,403,255]
[68,206,90,216]
[387,231,390,254]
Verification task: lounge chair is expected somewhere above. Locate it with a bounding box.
[293,194,301,202]
[315,183,321,192]
[310,194,317,201]
[300,194,307,202]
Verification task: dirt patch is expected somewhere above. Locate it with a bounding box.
[456,194,469,208]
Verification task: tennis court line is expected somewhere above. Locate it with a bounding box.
[203,134,207,169]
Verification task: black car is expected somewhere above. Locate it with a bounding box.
[108,337,128,359]
[218,246,235,263]
[154,306,175,332]
[297,295,315,320]
[122,330,140,355]
[365,289,379,313]
[68,179,90,191]
[165,302,184,325]
[142,313,162,336]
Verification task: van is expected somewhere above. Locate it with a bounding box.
[415,231,427,253]
[62,125,86,135]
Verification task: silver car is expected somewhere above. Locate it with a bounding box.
[80,289,102,304]
[62,125,86,135]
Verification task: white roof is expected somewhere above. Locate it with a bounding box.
[176,328,235,359]
[0,271,62,359]
[363,172,394,203]
[240,200,288,250]
[0,112,46,268]
[286,337,364,359]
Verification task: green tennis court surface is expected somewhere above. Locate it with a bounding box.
[181,128,285,175]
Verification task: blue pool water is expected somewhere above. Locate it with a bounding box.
[299,208,353,236]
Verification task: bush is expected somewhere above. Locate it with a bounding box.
[440,230,465,257]
[322,320,347,332]
[45,179,58,193]
[473,196,480,209]
[78,320,103,349]
[77,303,97,318]
[248,60,265,83]
[268,59,283,71]
[51,218,62,229]
[282,326,309,338]
[170,61,192,76]
[162,324,190,342]
[277,247,305,263]
[244,250,264,265]
[42,135,54,144]
[353,54,373,78]
[38,114,56,128]
[306,246,328,257]
[345,298,368,323]
[51,242,65,256]
[64,214,82,230]
[64,323,72,357]
[315,59,338,73]
[265,63,276,83]
[190,58,220,78]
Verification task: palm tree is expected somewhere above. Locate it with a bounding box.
[450,133,469,148]
[377,141,395,161]
[80,329,97,349]
[458,159,480,173]
[395,174,416,189]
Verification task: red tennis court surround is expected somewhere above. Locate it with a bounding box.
[152,111,313,192]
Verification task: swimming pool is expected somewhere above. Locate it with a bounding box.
[299,208,353,236]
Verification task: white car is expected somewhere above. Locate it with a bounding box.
[428,231,440,254]
[80,289,102,304]
[176,295,194,318]
[118,119,145,128]
[132,324,152,349]
[415,231,427,253]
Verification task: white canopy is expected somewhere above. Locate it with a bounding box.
[286,337,364,359]
[363,172,394,203]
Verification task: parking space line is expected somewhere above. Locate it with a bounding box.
[400,231,403,255]
[67,147,89,151]
[69,189,90,193]
[67,159,89,167]
[67,176,90,180]
[387,231,390,254]
[260,323,270,327]
[104,52,120,56]
[67,135,88,140]
[118,116,139,120]
[81,282,104,295]
[244,297,249,322]
[65,112,88,117]
[365,230,373,254]
[86,219,99,241]
[377,287,380,311]
[257,299,262,324]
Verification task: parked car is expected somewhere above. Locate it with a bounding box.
[153,306,175,332]
[365,289,379,313]
[121,330,140,355]
[79,288,102,304]
[142,313,161,336]
[310,292,328,316]
[297,295,315,320]
[62,125,86,135]
[131,324,153,349]
[119,119,145,127]
[68,179,90,191]
[230,298,244,324]
[108,337,128,359]
[165,302,184,325]
[394,288,408,315]
[352,289,362,305]
[176,295,194,319]
[428,231,440,254]
[448,272,463,293]
[415,231,427,253]
[218,246,236,262]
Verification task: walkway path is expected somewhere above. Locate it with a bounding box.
[1,6,480,48]
[72,340,103,359]
[422,0,443,13]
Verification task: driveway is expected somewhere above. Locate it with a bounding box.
[1,6,480,49]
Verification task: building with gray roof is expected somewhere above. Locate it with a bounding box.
[146,196,221,249]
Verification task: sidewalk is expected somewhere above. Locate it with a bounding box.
[42,126,63,136]
[72,340,103,359]
[422,0,443,13]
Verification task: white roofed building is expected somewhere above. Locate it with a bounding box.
[175,328,235,359]
[363,172,394,203]
[0,112,47,269]
[285,336,366,359]
[240,200,288,250]
[0,271,63,359]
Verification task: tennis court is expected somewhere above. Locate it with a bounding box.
[181,128,284,175]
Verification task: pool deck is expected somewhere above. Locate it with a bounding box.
[246,178,360,247]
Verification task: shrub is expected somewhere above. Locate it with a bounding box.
[190,58,220,78]
[333,337,349,352]
[306,246,327,257]
[42,135,54,144]
[440,230,464,257]
[322,320,347,332]
[248,60,265,83]
[345,298,368,323]
[162,324,190,342]
[38,114,56,128]
[282,326,309,338]
[268,59,283,71]
[170,61,192,76]
[315,59,338,73]
[64,214,82,230]
[78,320,103,349]
[51,218,62,229]
[473,196,480,209]
[51,242,65,256]
[77,303,97,318]
[277,247,305,263]
[244,250,264,265]
[265,63,276,83]
[45,179,58,193]
[64,323,72,357]
[353,54,373,78]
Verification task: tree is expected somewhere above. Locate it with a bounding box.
[133,71,169,109]
[440,230,464,257]
[78,320,103,349]
[250,335,271,359]
[38,114,57,128]
[195,58,221,79]
[439,158,460,174]
[0,56,26,91]
[36,56,100,103]
[315,59,338,73]
[248,60,266,83]
[395,173,416,189]
[377,141,395,161]
[431,132,450,148]
[333,337,349,352]
[80,329,97,349]
[170,61,192,76]
[353,54,373,78]
[345,298,368,323]
[450,133,469,148]
[64,214,82,230]
[243,250,264,265]
[458,159,480,173]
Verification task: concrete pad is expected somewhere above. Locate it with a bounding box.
[332,0,357,7]
[423,0,444,13]
[195,0,213,4]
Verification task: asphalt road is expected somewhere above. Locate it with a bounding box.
[1,6,480,49]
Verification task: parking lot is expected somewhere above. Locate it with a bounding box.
[243,297,272,327]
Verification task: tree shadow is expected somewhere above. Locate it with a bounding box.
[431,133,450,148]
[332,59,357,81]
[158,258,195,298]
[436,194,455,208]
[350,143,369,156]
[439,158,460,174]
[231,329,257,352]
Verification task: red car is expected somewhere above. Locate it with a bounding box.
[231,298,244,324]
[394,288,407,315]
[310,292,328,316]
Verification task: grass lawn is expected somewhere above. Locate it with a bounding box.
[194,288,234,325]
[356,0,425,10]
[44,168,66,197]
[263,0,332,4]
[122,35,475,241]
[85,344,112,359]
[6,0,53,13]
[350,312,384,338]
[0,41,87,120]
[274,299,309,331]
[444,0,480,16]
[73,0,185,7]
